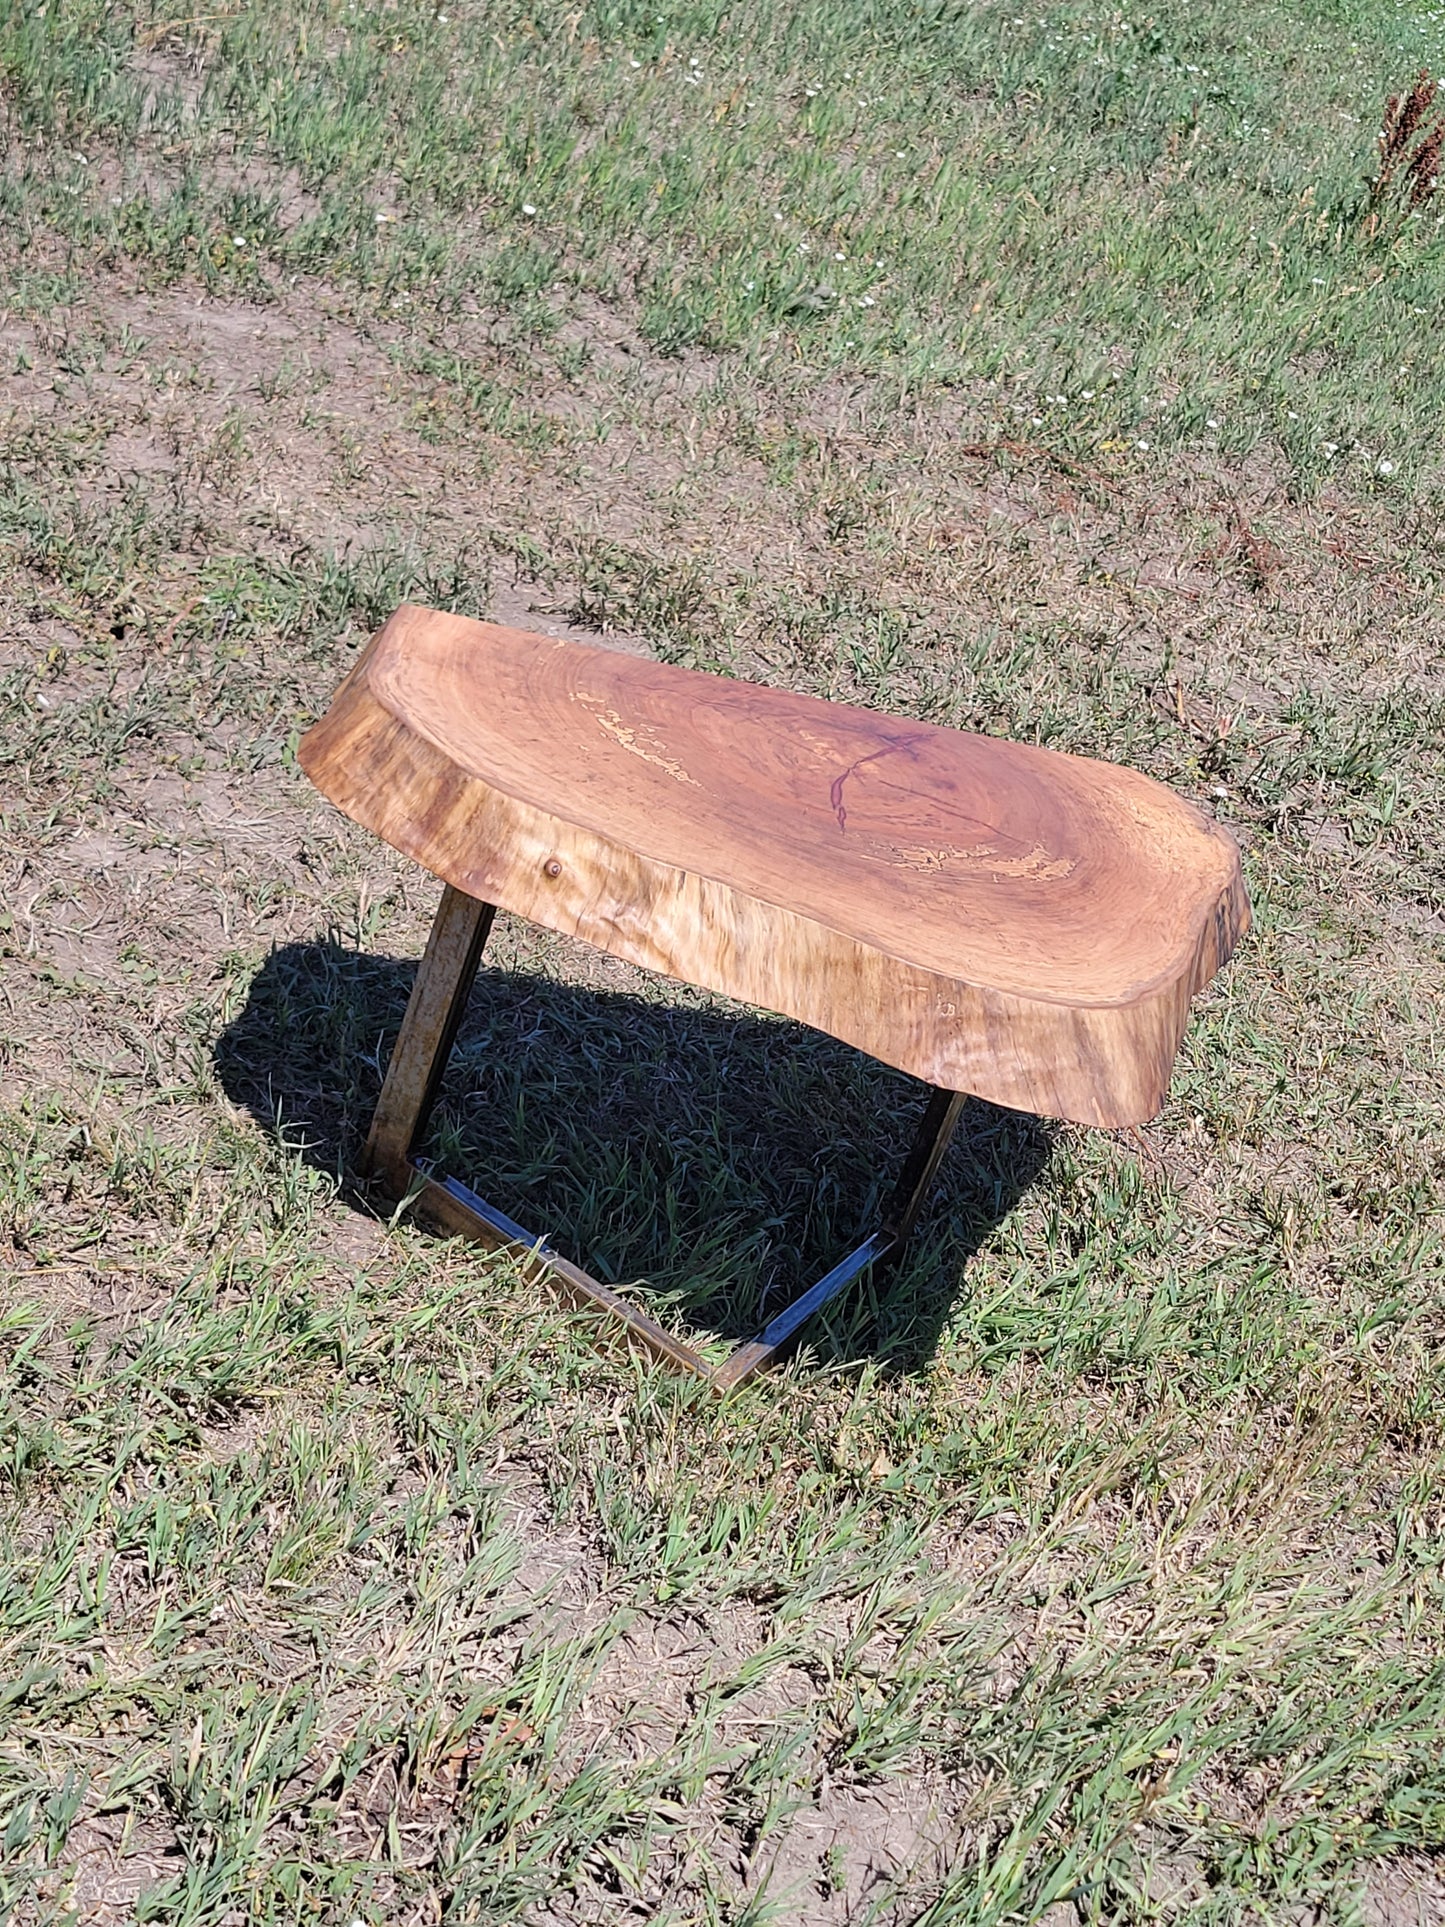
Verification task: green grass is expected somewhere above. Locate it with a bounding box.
[2,0,1445,1920]
[5,0,1445,486]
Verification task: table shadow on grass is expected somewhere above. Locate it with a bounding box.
[215,937,1050,1372]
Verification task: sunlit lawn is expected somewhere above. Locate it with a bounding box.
[2,1,1444,1921]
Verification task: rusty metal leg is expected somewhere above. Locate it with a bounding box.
[361,884,715,1378]
[708,1084,968,1393]
[881,1087,968,1243]
[362,884,494,1194]
[360,882,970,1393]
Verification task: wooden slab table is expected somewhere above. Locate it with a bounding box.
[300,604,1249,1388]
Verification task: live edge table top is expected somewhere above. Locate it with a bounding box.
[299,604,1250,1128]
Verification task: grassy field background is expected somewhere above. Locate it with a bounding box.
[2,0,1444,1920]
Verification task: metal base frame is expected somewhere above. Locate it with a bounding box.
[362,885,967,1392]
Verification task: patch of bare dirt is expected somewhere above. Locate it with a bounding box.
[750,1775,959,1923]
[1364,1856,1445,1927]
[43,1813,184,1923]
[7,247,1436,734]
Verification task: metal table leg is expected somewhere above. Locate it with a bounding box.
[361,883,968,1392]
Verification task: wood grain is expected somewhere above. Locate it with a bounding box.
[299,605,1250,1126]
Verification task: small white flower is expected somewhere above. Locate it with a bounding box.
[110,194,122,206]
[805,87,818,97]
[1311,276,1325,285]
[522,203,537,215]
[1212,784,1228,799]
[630,58,641,67]
[799,241,810,252]
[1206,417,1220,428]
[1081,388,1094,399]
[690,55,700,66]
[1287,410,1299,419]
[437,11,447,20]
[1322,442,1338,454]
[232,235,247,246]
[861,295,875,307]
[774,211,784,221]
[684,71,700,83]
[744,280,754,290]
[1379,459,1396,474]
[1135,438,1150,450]
[833,250,846,260]
[1030,415,1043,425]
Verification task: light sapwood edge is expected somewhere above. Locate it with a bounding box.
[299,629,1250,1127]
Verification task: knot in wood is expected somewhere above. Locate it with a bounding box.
[543,856,563,878]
